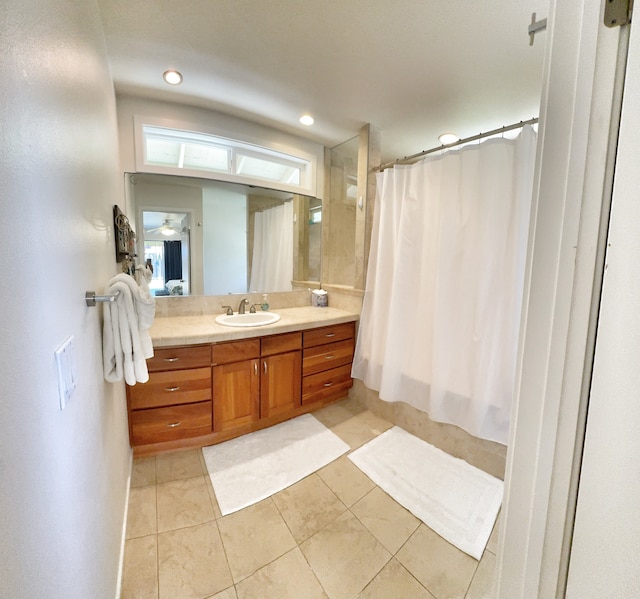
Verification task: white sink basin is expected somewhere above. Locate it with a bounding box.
[215,311,281,327]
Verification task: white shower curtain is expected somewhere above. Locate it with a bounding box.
[249,201,293,292]
[352,126,537,445]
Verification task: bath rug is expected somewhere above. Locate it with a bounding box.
[348,426,503,560]
[202,414,350,515]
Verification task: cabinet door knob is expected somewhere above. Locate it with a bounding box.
[164,357,180,362]
[165,386,180,392]
[167,422,181,428]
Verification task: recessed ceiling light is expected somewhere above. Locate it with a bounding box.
[438,132,459,145]
[163,70,183,85]
[299,114,314,126]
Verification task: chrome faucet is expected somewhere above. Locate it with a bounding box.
[238,298,249,314]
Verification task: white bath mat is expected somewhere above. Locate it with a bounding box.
[348,426,503,559]
[202,414,350,515]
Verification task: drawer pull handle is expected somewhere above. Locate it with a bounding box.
[263,361,268,374]
[165,386,180,392]
[254,362,258,376]
[325,333,336,337]
[164,357,180,362]
[167,422,181,428]
[324,354,335,359]
[324,381,333,387]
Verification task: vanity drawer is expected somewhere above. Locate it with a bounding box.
[261,331,302,356]
[128,367,212,410]
[302,364,353,405]
[212,339,260,365]
[302,338,355,376]
[303,322,355,348]
[130,401,212,445]
[147,345,211,372]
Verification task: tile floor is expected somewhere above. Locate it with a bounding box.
[121,397,499,599]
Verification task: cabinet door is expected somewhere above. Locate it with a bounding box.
[261,351,302,419]
[213,359,260,432]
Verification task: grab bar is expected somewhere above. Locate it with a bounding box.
[85,290,121,307]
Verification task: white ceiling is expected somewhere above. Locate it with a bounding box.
[97,0,548,163]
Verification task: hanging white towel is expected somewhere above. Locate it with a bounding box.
[102,273,156,385]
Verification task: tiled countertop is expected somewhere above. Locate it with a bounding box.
[149,306,359,348]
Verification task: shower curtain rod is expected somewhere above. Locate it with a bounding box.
[376,117,539,172]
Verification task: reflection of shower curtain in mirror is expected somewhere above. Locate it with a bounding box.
[352,126,537,445]
[249,201,293,292]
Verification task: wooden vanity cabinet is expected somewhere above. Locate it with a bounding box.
[212,333,302,430]
[302,322,355,405]
[212,339,260,432]
[128,319,355,453]
[127,345,212,445]
[260,332,302,419]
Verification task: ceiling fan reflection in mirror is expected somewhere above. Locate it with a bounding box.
[146,219,184,237]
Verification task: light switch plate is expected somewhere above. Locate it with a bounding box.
[55,336,77,410]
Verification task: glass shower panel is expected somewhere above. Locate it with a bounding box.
[327,135,359,286]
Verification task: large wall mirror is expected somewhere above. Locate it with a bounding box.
[127,173,322,296]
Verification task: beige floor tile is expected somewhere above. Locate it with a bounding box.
[317,455,375,507]
[158,521,232,599]
[465,551,497,599]
[358,558,436,599]
[218,499,297,583]
[485,512,500,555]
[354,410,394,435]
[330,416,379,450]
[235,548,328,599]
[300,510,391,599]
[126,485,157,539]
[204,472,223,519]
[396,525,478,599]
[157,475,215,532]
[272,474,346,543]
[351,487,420,554]
[312,403,354,428]
[155,449,205,483]
[131,456,157,487]
[335,396,367,416]
[206,587,237,599]
[120,534,158,599]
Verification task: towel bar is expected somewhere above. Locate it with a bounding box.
[85,290,121,307]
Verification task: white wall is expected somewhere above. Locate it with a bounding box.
[0,3,131,598]
[203,187,248,294]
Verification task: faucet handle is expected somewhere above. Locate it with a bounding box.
[221,305,233,315]
[249,303,261,313]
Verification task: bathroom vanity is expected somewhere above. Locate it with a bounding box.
[126,307,357,455]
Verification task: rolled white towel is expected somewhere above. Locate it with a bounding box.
[108,273,155,359]
[102,272,156,385]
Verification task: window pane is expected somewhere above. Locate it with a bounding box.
[182,142,229,172]
[146,138,181,166]
[235,154,301,185]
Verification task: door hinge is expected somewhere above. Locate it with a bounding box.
[604,0,633,27]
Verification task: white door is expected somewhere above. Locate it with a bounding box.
[565,13,640,599]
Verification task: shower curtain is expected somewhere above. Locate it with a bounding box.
[351,126,537,445]
[249,200,293,292]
